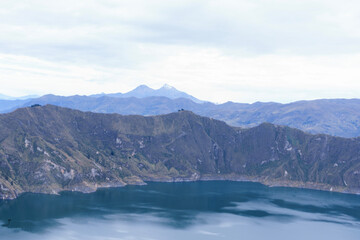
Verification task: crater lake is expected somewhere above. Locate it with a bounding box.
[1,181,359,240]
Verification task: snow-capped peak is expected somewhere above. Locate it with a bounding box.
[161,84,175,90]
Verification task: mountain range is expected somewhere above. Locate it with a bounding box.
[1,85,360,138]
[0,105,360,199]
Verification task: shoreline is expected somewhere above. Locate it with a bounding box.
[1,174,359,201]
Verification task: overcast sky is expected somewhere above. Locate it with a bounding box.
[1,0,360,103]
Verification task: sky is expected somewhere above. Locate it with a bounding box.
[0,0,360,103]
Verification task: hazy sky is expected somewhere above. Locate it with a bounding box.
[1,0,360,103]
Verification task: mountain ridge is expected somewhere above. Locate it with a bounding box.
[1,85,360,137]
[0,105,360,199]
[3,95,360,137]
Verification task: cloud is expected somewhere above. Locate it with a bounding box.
[1,0,360,62]
[1,48,360,103]
[0,0,360,102]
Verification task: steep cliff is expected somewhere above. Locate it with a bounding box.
[0,105,359,199]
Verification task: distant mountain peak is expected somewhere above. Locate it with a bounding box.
[160,84,175,90]
[118,84,203,103]
[79,84,203,103]
[134,84,153,90]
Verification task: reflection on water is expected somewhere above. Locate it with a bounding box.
[0,181,359,239]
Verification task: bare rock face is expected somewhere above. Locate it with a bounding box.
[0,105,360,199]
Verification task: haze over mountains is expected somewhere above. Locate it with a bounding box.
[90,84,203,103]
[1,105,360,199]
[1,84,360,137]
[0,94,39,101]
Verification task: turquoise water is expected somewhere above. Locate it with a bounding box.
[0,181,359,239]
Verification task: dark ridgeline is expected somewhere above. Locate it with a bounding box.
[0,105,359,199]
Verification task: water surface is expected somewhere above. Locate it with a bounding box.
[0,181,359,239]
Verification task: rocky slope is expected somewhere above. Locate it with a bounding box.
[0,105,360,199]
